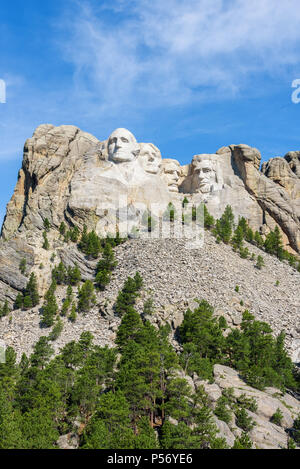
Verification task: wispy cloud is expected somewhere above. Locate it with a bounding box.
[57,0,300,114]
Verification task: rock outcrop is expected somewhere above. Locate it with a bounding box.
[200,365,300,449]
[0,125,299,359]
[2,125,300,253]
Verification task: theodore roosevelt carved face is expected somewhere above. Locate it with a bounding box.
[108,128,139,163]
[161,159,181,192]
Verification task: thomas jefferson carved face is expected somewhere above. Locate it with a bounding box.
[162,159,181,192]
[139,143,162,174]
[192,156,219,194]
[108,128,139,163]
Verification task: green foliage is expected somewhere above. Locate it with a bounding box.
[95,243,117,290]
[69,303,77,323]
[59,222,66,236]
[42,231,49,250]
[23,296,32,310]
[246,227,254,244]
[218,316,227,330]
[142,210,157,232]
[61,286,73,317]
[179,300,224,379]
[271,408,284,426]
[236,394,258,413]
[182,197,189,208]
[0,300,10,318]
[143,297,155,317]
[235,407,255,432]
[52,262,81,286]
[48,319,64,342]
[19,258,27,275]
[214,205,234,244]
[214,396,232,424]
[203,204,215,229]
[82,391,134,449]
[256,255,265,269]
[41,283,58,327]
[232,432,253,449]
[163,203,176,223]
[291,414,300,446]
[14,293,24,310]
[43,218,51,232]
[179,299,297,393]
[115,274,143,317]
[78,226,102,259]
[67,264,81,286]
[232,225,244,250]
[52,262,67,285]
[254,231,264,248]
[239,247,250,259]
[116,309,144,350]
[24,273,39,307]
[77,280,96,313]
[264,226,284,259]
[226,315,297,391]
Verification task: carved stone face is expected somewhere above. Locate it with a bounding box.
[108,128,139,163]
[139,143,162,174]
[192,157,218,194]
[162,159,181,192]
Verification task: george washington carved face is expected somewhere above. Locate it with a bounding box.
[108,128,139,163]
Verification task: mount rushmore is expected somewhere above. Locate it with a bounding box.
[0,124,299,362]
[1,124,300,254]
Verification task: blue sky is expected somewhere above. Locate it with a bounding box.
[1,0,300,226]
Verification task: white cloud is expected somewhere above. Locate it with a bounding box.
[57,0,300,114]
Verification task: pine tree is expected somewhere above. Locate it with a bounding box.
[59,222,66,236]
[246,227,254,243]
[24,273,39,307]
[254,231,264,248]
[23,296,33,310]
[41,289,58,328]
[19,258,27,275]
[77,281,96,313]
[116,309,144,350]
[67,264,81,286]
[52,262,67,285]
[0,388,24,449]
[215,205,234,244]
[255,255,265,270]
[0,300,10,318]
[14,293,24,310]
[69,226,80,243]
[81,391,134,449]
[43,218,50,232]
[30,336,54,369]
[69,303,77,322]
[49,318,64,341]
[232,432,253,449]
[232,225,244,250]
[95,243,117,290]
[163,203,176,222]
[42,231,49,250]
[142,210,157,232]
[115,275,143,317]
[203,204,215,229]
[264,226,284,258]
